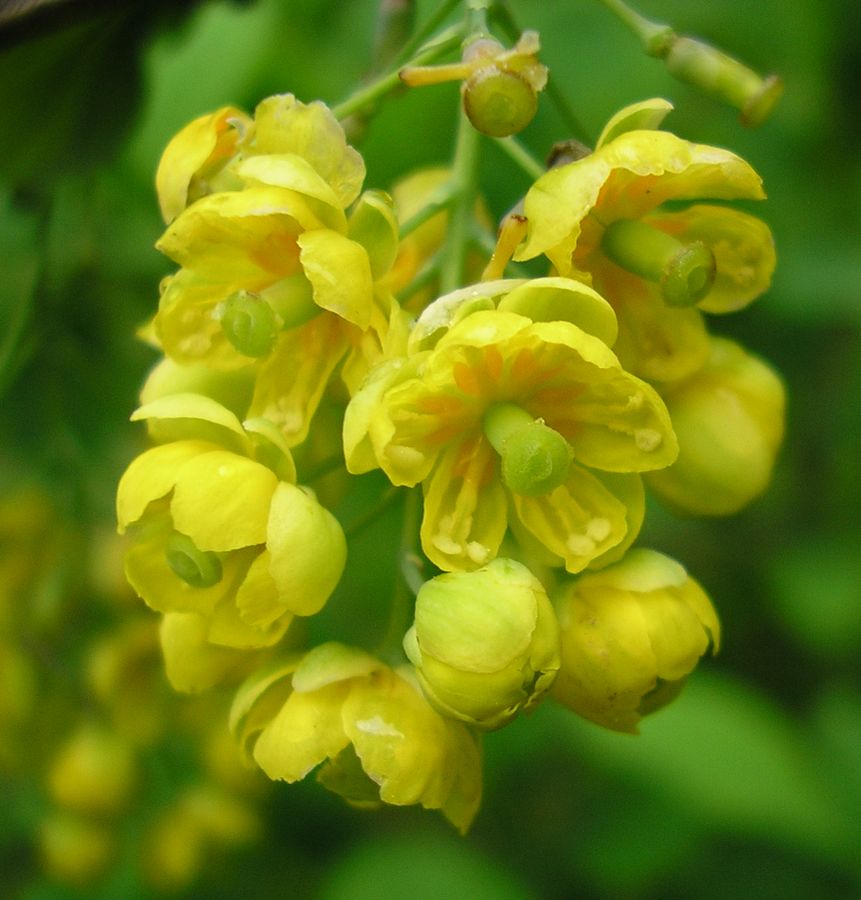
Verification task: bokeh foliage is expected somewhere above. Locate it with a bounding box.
[1,0,859,897]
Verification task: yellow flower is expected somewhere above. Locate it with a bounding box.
[552,548,720,733]
[515,99,775,381]
[403,558,560,729]
[345,306,677,573]
[116,396,346,655]
[156,105,252,224]
[230,643,482,833]
[46,723,137,817]
[646,336,786,515]
[156,93,365,225]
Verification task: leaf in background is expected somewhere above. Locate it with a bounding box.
[549,670,859,870]
[319,831,535,900]
[0,0,222,189]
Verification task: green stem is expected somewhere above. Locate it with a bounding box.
[395,0,462,64]
[375,487,424,665]
[398,184,457,239]
[438,106,481,294]
[592,0,674,55]
[333,24,465,121]
[494,135,545,181]
[491,0,592,142]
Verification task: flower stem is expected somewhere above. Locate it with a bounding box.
[375,487,424,665]
[494,135,545,181]
[592,0,674,55]
[333,24,465,121]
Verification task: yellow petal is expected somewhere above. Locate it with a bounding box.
[265,483,346,616]
[131,393,250,453]
[159,612,246,693]
[156,106,251,224]
[252,94,365,208]
[117,440,217,531]
[512,462,628,573]
[342,670,451,807]
[156,186,321,276]
[236,153,346,231]
[595,98,674,149]
[170,450,277,551]
[297,230,375,330]
[253,682,352,782]
[249,316,349,446]
[420,440,507,572]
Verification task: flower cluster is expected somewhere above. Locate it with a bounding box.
[0,489,264,893]
[116,87,784,832]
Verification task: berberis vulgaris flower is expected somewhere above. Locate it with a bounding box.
[515,99,776,382]
[403,558,560,729]
[345,301,677,573]
[551,548,720,733]
[151,95,400,445]
[230,643,482,833]
[116,395,346,652]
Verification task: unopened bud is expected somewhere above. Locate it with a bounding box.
[404,558,560,729]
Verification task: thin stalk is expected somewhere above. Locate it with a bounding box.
[494,135,545,181]
[438,107,481,294]
[592,0,674,54]
[395,0,463,65]
[375,487,424,664]
[333,24,465,121]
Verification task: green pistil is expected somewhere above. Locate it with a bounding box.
[601,217,716,307]
[483,402,573,496]
[221,290,278,357]
[165,532,223,588]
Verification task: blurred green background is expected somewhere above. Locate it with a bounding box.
[1,0,859,897]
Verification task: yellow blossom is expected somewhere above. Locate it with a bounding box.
[403,559,560,729]
[345,306,677,573]
[515,99,775,381]
[116,397,346,660]
[552,548,720,733]
[646,336,786,515]
[230,643,482,833]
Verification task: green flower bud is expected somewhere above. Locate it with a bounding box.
[552,549,720,733]
[404,558,560,729]
[646,337,785,516]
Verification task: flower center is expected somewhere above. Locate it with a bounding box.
[483,402,573,496]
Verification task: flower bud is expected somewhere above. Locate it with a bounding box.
[646,337,785,516]
[404,558,560,729]
[461,32,547,137]
[46,724,137,817]
[39,812,115,887]
[552,549,720,733]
